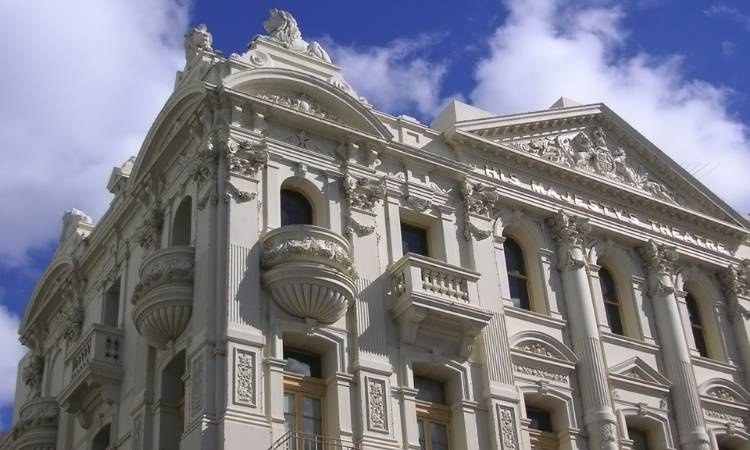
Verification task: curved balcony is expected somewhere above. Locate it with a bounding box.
[131,246,195,348]
[261,225,356,324]
[9,397,59,450]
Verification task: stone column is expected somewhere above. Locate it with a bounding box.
[638,239,709,450]
[546,210,618,450]
[718,260,750,387]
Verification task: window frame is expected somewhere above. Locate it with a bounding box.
[598,266,625,336]
[685,292,710,358]
[401,221,431,258]
[280,188,314,226]
[503,236,532,311]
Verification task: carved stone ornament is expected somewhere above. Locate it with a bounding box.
[403,195,431,212]
[366,378,388,432]
[134,207,164,251]
[227,140,269,177]
[703,408,746,425]
[191,355,204,417]
[233,349,256,407]
[254,92,340,123]
[706,387,738,403]
[344,174,385,211]
[513,364,568,383]
[262,9,332,63]
[546,209,591,247]
[22,353,45,399]
[464,222,492,241]
[518,341,555,358]
[639,239,678,275]
[599,422,617,442]
[285,130,321,151]
[58,270,86,342]
[497,405,518,450]
[184,23,213,62]
[719,260,750,299]
[510,127,680,204]
[460,180,499,218]
[10,397,60,445]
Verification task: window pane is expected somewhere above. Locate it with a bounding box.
[414,377,446,404]
[281,189,313,226]
[401,223,429,257]
[628,428,649,450]
[504,238,526,275]
[509,277,530,310]
[598,268,617,302]
[430,422,449,450]
[686,294,703,326]
[418,420,426,450]
[693,327,709,357]
[605,303,624,335]
[526,407,553,432]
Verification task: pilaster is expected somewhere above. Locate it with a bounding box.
[718,260,750,387]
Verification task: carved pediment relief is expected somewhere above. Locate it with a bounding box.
[510,332,578,364]
[609,357,671,387]
[699,379,750,405]
[503,126,682,205]
[253,90,342,124]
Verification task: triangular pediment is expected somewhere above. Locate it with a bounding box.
[609,357,671,387]
[443,101,748,227]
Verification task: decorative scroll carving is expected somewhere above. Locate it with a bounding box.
[546,209,591,247]
[262,9,332,63]
[131,413,143,450]
[254,92,340,123]
[513,364,569,383]
[344,174,385,211]
[184,24,213,62]
[461,180,499,217]
[285,130,321,151]
[639,239,678,275]
[366,378,388,432]
[191,355,204,417]
[22,353,44,399]
[719,260,750,299]
[497,405,518,450]
[262,237,353,271]
[225,181,256,204]
[510,127,680,204]
[233,349,256,407]
[134,208,164,251]
[227,140,269,176]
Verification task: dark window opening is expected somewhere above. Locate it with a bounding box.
[599,267,624,335]
[401,223,429,257]
[103,278,120,327]
[92,423,111,450]
[171,196,192,246]
[526,407,553,432]
[283,348,322,378]
[686,293,709,357]
[414,376,446,405]
[628,427,649,450]
[281,189,313,226]
[504,237,530,310]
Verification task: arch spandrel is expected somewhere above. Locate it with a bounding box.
[222,68,393,141]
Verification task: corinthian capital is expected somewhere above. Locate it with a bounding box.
[460,180,499,218]
[719,260,750,299]
[639,239,677,275]
[546,209,591,247]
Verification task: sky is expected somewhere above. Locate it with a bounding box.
[0,0,749,431]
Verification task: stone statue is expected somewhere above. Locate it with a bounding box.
[262,9,332,63]
[184,24,213,62]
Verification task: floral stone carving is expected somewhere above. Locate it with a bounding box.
[131,246,195,348]
[639,239,678,276]
[262,225,356,323]
[254,92,340,123]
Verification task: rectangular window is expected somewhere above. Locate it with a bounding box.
[401,223,429,257]
[103,278,120,327]
[628,428,649,450]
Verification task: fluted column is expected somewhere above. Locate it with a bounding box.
[718,261,750,387]
[639,240,709,450]
[546,210,618,450]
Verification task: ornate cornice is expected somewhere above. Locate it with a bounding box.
[639,239,678,276]
[546,209,591,247]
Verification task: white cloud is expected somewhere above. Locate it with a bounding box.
[325,36,461,120]
[0,0,189,267]
[470,0,750,212]
[0,302,25,413]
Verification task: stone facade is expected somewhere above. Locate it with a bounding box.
[2,9,750,450]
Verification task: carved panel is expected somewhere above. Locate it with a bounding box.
[366,378,388,433]
[233,349,256,407]
[190,355,204,417]
[131,413,143,450]
[513,364,569,383]
[497,405,518,449]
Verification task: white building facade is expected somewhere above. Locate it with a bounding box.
[2,9,750,450]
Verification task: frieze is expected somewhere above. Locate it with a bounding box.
[513,364,569,383]
[703,408,746,425]
[482,165,731,254]
[507,127,680,204]
[262,237,353,270]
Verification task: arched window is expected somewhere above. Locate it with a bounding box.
[414,376,451,450]
[504,237,531,310]
[599,267,624,335]
[685,293,709,357]
[281,189,313,226]
[171,197,192,246]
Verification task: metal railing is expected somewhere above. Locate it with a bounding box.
[269,432,360,450]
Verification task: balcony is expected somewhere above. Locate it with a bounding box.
[131,246,195,348]
[389,253,493,357]
[59,325,123,428]
[8,397,59,450]
[261,225,356,324]
[269,432,360,450]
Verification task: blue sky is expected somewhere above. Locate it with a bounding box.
[0,0,749,431]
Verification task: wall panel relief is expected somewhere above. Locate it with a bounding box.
[233,349,256,407]
[366,377,388,433]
